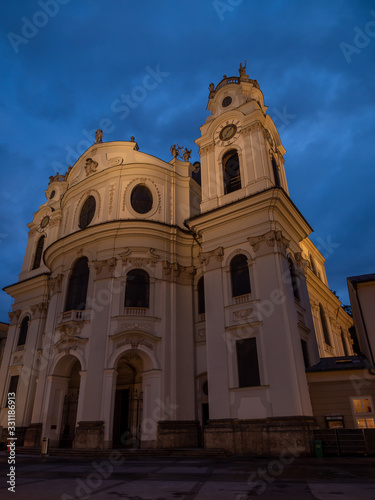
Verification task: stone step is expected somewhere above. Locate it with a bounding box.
[15,447,228,458]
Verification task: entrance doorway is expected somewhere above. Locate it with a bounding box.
[59,359,80,448]
[113,353,143,448]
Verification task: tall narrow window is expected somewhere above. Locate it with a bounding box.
[341,329,349,356]
[288,258,300,300]
[310,255,318,275]
[236,338,260,387]
[223,150,241,194]
[65,257,90,311]
[197,276,205,315]
[301,339,310,368]
[32,236,45,270]
[79,196,96,229]
[7,376,19,404]
[319,304,331,346]
[230,254,251,297]
[17,316,29,346]
[125,269,150,308]
[272,157,281,187]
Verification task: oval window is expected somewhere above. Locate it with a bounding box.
[131,185,153,214]
[79,196,96,229]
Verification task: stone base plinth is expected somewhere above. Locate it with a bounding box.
[73,421,104,450]
[23,423,43,448]
[204,417,318,456]
[157,420,200,448]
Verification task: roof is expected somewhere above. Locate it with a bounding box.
[347,274,375,285]
[306,355,372,372]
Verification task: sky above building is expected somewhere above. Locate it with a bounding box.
[0,0,374,322]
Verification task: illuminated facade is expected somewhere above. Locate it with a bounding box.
[0,65,356,454]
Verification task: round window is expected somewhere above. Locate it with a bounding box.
[79,196,96,229]
[131,185,153,214]
[222,96,232,107]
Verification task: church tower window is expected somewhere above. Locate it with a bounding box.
[17,316,30,347]
[32,235,45,270]
[230,254,251,297]
[65,257,90,311]
[125,269,150,308]
[288,258,300,300]
[272,157,281,187]
[223,150,241,194]
[79,196,96,229]
[197,276,205,315]
[319,304,331,346]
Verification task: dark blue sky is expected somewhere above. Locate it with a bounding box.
[1,0,374,322]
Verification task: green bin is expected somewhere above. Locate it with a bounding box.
[314,439,323,458]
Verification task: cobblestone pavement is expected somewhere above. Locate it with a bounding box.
[1,453,375,499]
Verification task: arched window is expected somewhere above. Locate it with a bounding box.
[319,304,331,346]
[230,254,251,297]
[32,235,45,270]
[288,258,300,300]
[223,150,241,194]
[197,276,205,315]
[18,316,30,346]
[79,196,96,229]
[272,157,281,187]
[65,257,90,311]
[125,269,150,308]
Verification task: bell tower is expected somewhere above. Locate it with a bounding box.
[196,62,288,213]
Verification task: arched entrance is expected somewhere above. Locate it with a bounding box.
[113,352,143,448]
[44,354,83,448]
[59,359,81,447]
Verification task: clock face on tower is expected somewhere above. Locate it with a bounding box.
[214,120,242,147]
[220,124,237,141]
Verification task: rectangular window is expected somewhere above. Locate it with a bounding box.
[236,338,260,388]
[300,339,310,368]
[351,397,375,428]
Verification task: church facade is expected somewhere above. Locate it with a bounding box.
[0,65,355,455]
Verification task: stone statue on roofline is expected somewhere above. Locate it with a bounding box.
[239,60,247,77]
[183,148,192,162]
[95,129,103,143]
[170,144,179,158]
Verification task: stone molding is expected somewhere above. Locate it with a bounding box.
[120,247,160,268]
[248,230,290,255]
[8,310,21,325]
[162,261,195,283]
[93,257,117,279]
[111,329,160,352]
[48,274,64,296]
[199,247,224,270]
[30,301,48,319]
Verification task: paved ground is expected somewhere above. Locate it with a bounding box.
[1,452,375,499]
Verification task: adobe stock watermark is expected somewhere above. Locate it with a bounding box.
[213,0,243,21]
[315,235,340,260]
[340,10,375,63]
[7,0,71,54]
[269,106,296,134]
[236,439,300,497]
[51,64,169,174]
[0,233,8,244]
